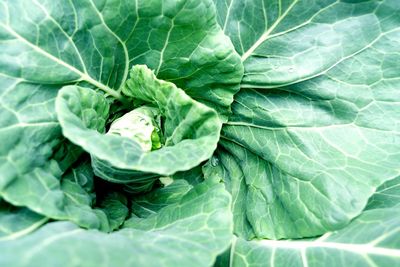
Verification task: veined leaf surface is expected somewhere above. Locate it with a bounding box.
[209,0,400,238]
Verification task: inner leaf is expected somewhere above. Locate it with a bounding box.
[55,65,222,193]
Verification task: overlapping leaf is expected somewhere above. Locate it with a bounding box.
[0,0,241,218]
[0,182,233,267]
[1,0,400,266]
[56,66,221,192]
[367,176,400,210]
[209,0,400,239]
[131,179,193,217]
[229,208,400,267]
[0,201,47,241]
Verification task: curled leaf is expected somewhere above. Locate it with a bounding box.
[56,66,221,192]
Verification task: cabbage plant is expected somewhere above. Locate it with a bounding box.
[0,0,399,266]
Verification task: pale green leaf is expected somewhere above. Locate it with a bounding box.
[209,0,400,239]
[0,201,47,241]
[230,208,400,267]
[56,67,222,192]
[0,0,241,217]
[131,179,193,217]
[98,192,129,231]
[367,176,400,210]
[0,182,233,267]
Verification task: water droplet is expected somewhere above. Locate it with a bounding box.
[211,157,219,167]
[288,67,294,73]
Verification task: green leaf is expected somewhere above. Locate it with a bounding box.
[60,161,115,231]
[1,156,122,232]
[204,148,256,239]
[95,0,243,116]
[0,79,68,214]
[0,201,47,241]
[0,182,233,267]
[214,0,398,87]
[174,165,206,186]
[2,0,400,265]
[0,0,241,217]
[208,0,400,239]
[0,0,242,112]
[56,67,222,191]
[61,159,96,199]
[131,179,193,217]
[229,208,400,267]
[366,176,400,210]
[98,192,129,231]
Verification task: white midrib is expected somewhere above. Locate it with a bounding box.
[301,248,309,267]
[241,0,299,61]
[156,19,175,75]
[243,25,400,88]
[22,228,83,263]
[0,23,123,100]
[0,217,48,241]
[32,0,88,74]
[223,0,235,32]
[88,0,130,86]
[256,239,400,257]
[229,236,237,267]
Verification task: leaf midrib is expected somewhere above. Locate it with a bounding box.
[253,238,400,257]
[0,217,49,241]
[88,0,130,87]
[32,0,88,74]
[0,23,123,100]
[241,0,299,61]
